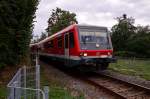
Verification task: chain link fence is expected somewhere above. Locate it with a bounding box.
[7,56,49,99]
[114,57,150,67]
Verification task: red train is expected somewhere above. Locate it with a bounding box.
[30,24,116,70]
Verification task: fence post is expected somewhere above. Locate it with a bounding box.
[10,87,15,99]
[36,64,40,99]
[24,66,27,99]
[44,86,49,99]
[17,70,21,99]
[7,87,11,99]
[14,81,19,99]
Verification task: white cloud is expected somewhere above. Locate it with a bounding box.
[33,0,150,36]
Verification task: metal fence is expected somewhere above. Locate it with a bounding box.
[7,60,49,99]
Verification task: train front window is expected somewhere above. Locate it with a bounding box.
[79,28,112,50]
[81,32,95,44]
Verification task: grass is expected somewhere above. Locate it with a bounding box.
[109,58,150,80]
[49,87,84,99]
[0,86,7,99]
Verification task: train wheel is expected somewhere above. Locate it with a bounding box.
[101,63,109,70]
[96,63,109,71]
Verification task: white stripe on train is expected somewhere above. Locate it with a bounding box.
[38,52,112,60]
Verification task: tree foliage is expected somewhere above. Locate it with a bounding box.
[0,0,38,66]
[46,7,78,36]
[37,32,47,42]
[111,14,150,58]
[111,14,136,51]
[127,25,150,57]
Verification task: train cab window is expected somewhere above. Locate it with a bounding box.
[69,32,74,48]
[58,36,62,48]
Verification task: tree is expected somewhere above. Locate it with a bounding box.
[127,25,150,57]
[111,14,136,51]
[0,0,39,66]
[38,32,47,41]
[111,14,150,58]
[46,7,78,36]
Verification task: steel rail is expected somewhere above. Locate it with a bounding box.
[97,71,150,93]
[80,77,127,99]
[90,72,150,98]
[64,70,150,98]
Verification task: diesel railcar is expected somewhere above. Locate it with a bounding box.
[30,24,116,70]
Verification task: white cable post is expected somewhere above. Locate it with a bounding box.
[36,49,39,66]
[36,53,40,99]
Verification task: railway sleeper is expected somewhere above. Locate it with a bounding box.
[127,91,146,98]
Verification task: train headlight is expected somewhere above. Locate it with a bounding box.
[83,53,87,57]
[96,43,100,48]
[108,52,112,58]
[108,52,111,55]
[80,52,87,57]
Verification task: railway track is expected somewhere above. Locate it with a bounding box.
[41,60,150,99]
[80,71,150,99]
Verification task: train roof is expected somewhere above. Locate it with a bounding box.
[38,24,76,45]
[29,43,39,47]
[78,24,107,32]
[78,24,107,29]
[33,24,108,45]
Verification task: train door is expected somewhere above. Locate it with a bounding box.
[64,33,69,66]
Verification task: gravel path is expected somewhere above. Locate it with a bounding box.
[40,61,119,99]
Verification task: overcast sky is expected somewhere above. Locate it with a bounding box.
[33,0,150,36]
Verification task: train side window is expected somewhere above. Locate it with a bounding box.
[44,40,53,48]
[58,36,62,48]
[48,40,54,48]
[65,34,69,48]
[44,43,47,48]
[69,32,74,48]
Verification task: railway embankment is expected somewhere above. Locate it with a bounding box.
[40,61,120,99]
